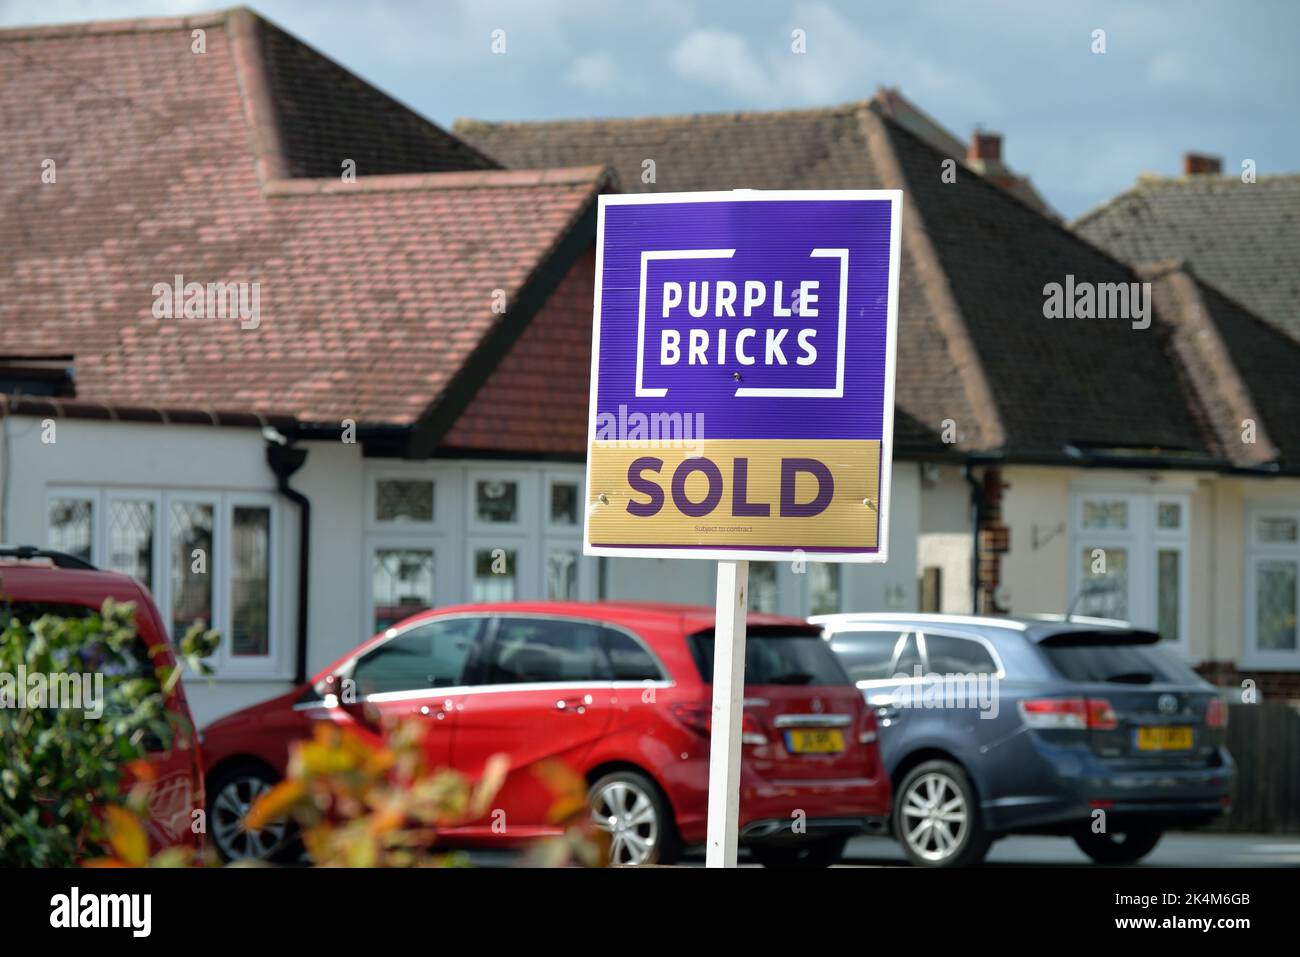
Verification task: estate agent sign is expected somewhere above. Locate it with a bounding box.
[584,190,902,563]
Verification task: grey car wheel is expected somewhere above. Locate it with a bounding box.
[894,759,991,867]
[209,767,289,863]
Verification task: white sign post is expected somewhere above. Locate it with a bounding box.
[705,560,749,867]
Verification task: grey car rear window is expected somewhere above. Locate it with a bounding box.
[924,634,999,675]
[1038,630,1201,685]
[829,630,906,682]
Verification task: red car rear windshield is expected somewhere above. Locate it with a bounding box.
[688,627,851,686]
[0,599,153,678]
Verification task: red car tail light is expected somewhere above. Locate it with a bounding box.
[858,705,880,745]
[1206,697,1228,728]
[670,702,711,736]
[1087,698,1119,730]
[1019,697,1088,729]
[670,702,767,744]
[1019,697,1117,730]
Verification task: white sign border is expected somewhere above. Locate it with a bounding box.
[583,189,903,565]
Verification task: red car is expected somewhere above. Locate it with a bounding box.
[0,546,205,854]
[202,601,890,866]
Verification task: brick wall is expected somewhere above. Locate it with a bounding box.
[1196,661,1300,702]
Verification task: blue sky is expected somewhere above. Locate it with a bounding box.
[4,0,1296,217]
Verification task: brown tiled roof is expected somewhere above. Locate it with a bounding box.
[460,104,994,455]
[0,8,606,436]
[868,87,1055,219]
[1074,173,1300,342]
[1140,262,1300,472]
[888,120,1211,461]
[459,106,875,193]
[5,8,1293,476]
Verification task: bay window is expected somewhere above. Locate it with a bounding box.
[46,487,280,676]
[1071,490,1189,648]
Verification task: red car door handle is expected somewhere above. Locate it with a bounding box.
[555,694,593,714]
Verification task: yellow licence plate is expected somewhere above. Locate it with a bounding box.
[1135,726,1194,751]
[786,729,846,754]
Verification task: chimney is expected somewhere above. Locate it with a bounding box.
[968,131,1002,164]
[1183,152,1222,176]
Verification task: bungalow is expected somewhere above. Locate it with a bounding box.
[4,9,1299,732]
[1,9,617,724]
[456,94,1300,699]
[1,9,922,726]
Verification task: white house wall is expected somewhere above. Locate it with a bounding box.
[1001,465,1300,673]
[916,464,974,614]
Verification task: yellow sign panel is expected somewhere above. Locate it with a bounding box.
[586,439,880,553]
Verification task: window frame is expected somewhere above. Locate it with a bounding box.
[367,472,439,532]
[329,612,494,704]
[163,490,222,665]
[220,491,280,675]
[349,613,483,699]
[543,470,584,534]
[806,561,843,617]
[45,486,97,566]
[475,613,671,689]
[466,469,532,534]
[44,486,287,680]
[1069,489,1190,654]
[1244,506,1300,669]
[822,624,919,688]
[467,536,525,603]
[916,628,1006,678]
[103,490,164,595]
[365,537,439,639]
[542,540,583,601]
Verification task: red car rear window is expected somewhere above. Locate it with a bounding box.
[687,627,851,686]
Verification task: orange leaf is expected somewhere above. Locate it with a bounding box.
[244,780,306,831]
[367,804,406,837]
[126,759,157,783]
[105,805,149,867]
[469,753,510,818]
[547,795,589,826]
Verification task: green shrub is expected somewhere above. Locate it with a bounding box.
[0,599,216,866]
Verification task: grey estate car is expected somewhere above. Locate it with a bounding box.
[811,613,1234,867]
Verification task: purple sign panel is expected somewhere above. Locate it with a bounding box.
[584,191,902,563]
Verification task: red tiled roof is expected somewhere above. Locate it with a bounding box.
[444,248,596,455]
[0,9,607,431]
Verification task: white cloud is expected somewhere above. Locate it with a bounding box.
[667,3,993,113]
[670,27,770,100]
[566,51,619,93]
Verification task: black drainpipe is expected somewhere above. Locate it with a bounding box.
[266,439,311,685]
[963,464,982,613]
